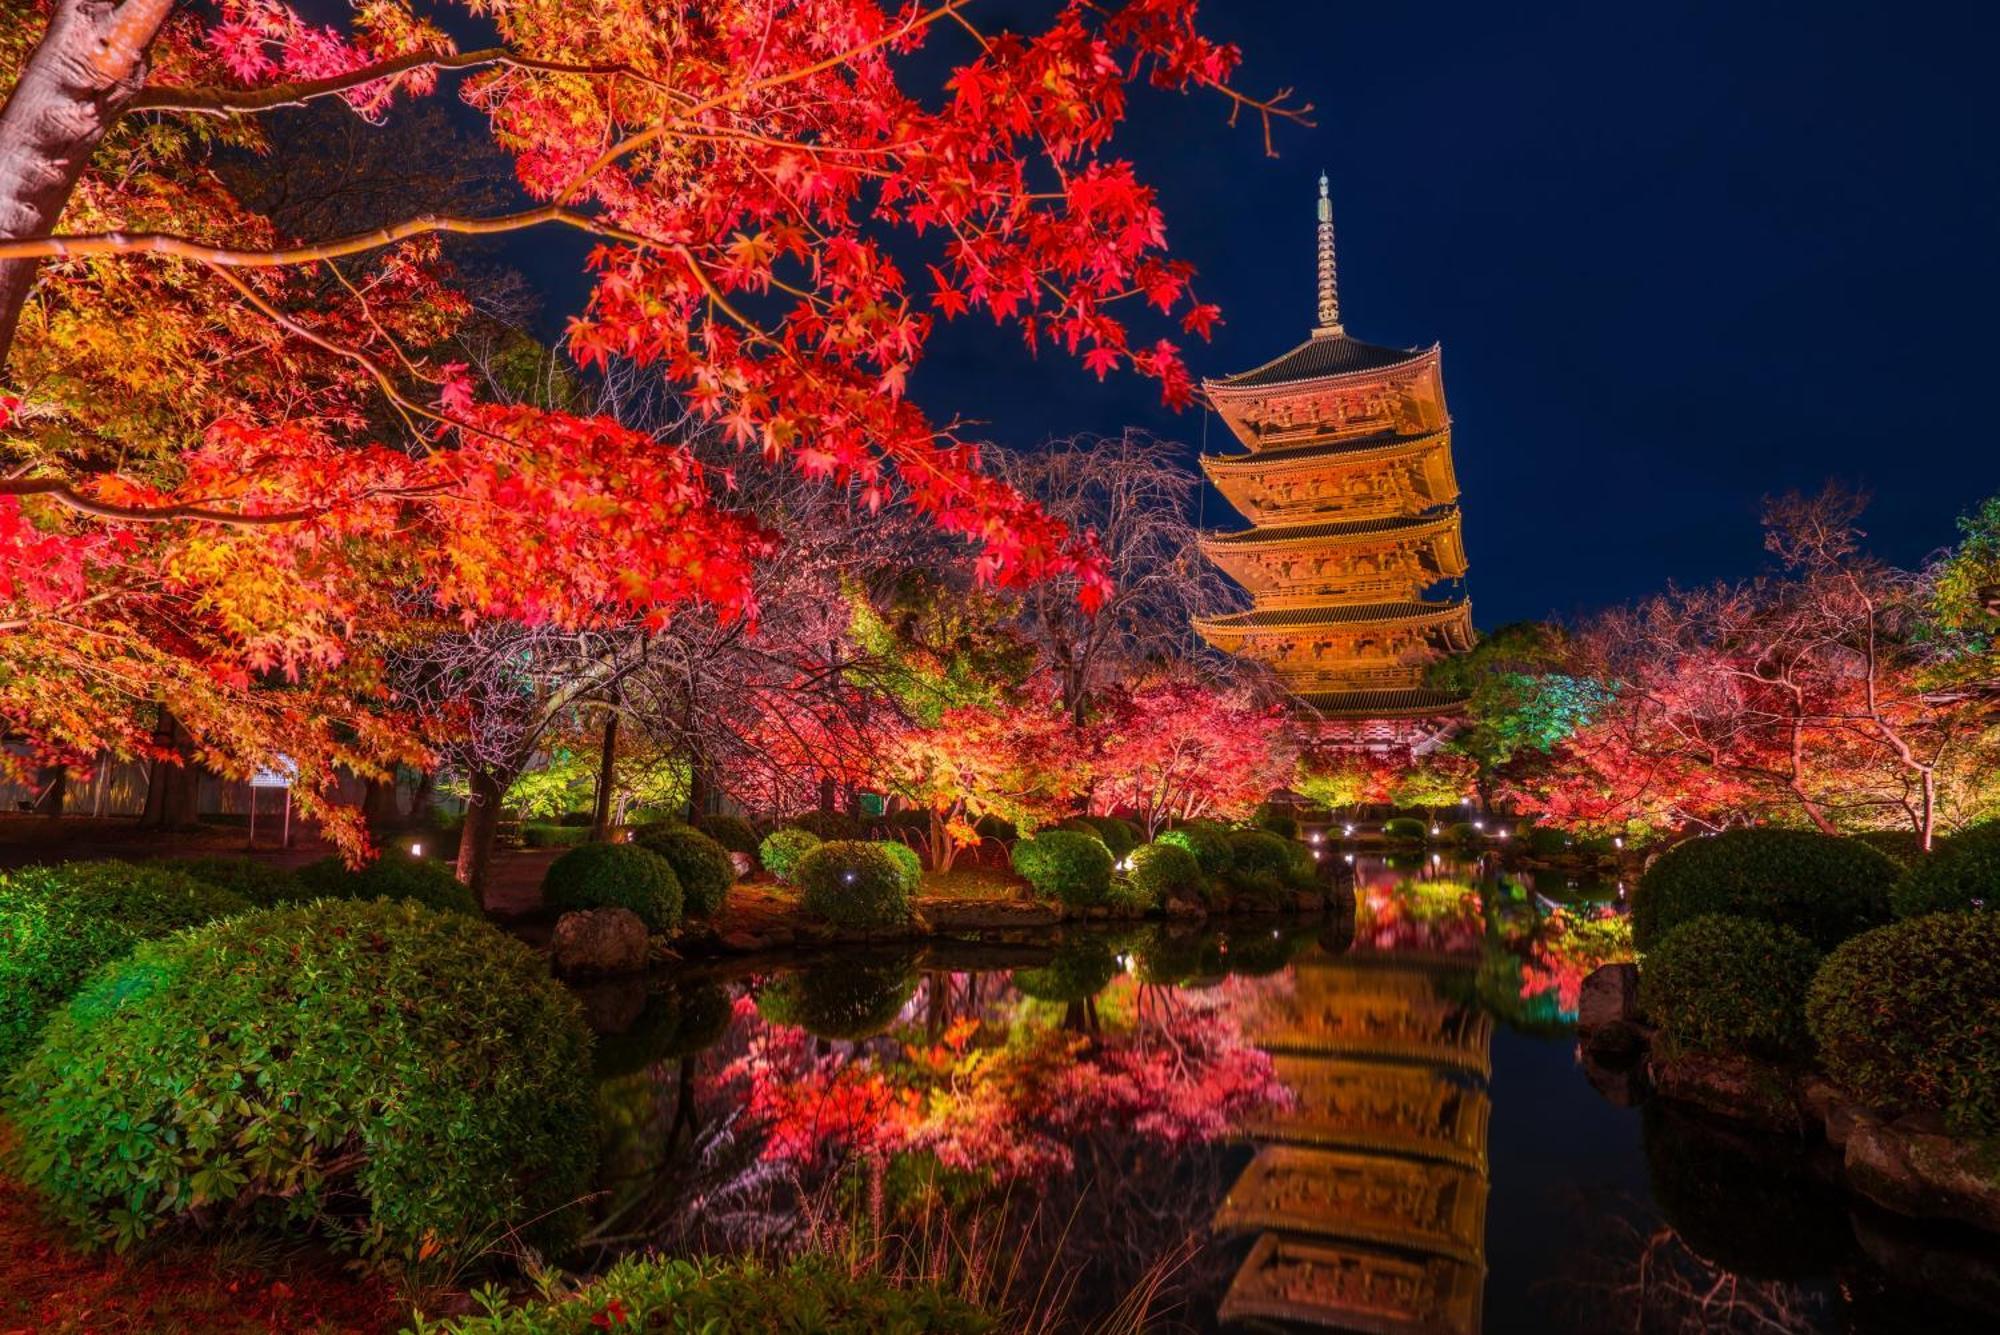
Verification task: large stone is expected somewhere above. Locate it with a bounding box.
[1576,962,1640,1033]
[550,907,650,976]
[1844,1115,2000,1234]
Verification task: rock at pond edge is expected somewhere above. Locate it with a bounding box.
[551,907,650,976]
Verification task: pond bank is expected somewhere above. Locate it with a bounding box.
[1578,963,2000,1240]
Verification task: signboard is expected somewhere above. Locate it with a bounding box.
[249,755,298,789]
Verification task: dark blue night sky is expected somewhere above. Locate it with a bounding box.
[489,1,1997,628]
[905,0,1999,626]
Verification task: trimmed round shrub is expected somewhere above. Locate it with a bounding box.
[1060,815,1140,860]
[1890,821,1999,918]
[1852,829,1925,867]
[1157,823,1231,876]
[759,827,821,884]
[1631,829,1895,951]
[1254,802,1298,840]
[1447,822,1481,844]
[630,822,735,918]
[1638,914,1821,1059]
[542,842,683,931]
[168,855,306,905]
[1126,841,1206,907]
[415,1253,992,1335]
[693,813,760,855]
[0,861,247,1073]
[878,840,924,895]
[1011,829,1115,908]
[787,810,860,841]
[1381,816,1427,841]
[1012,939,1119,1002]
[4,899,593,1263]
[1806,911,2000,1135]
[1227,830,1303,881]
[295,853,481,916]
[797,841,912,929]
[756,957,918,1039]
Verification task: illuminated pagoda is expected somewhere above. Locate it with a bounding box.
[1194,175,1473,750]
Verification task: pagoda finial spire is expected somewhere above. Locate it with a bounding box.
[1315,171,1342,335]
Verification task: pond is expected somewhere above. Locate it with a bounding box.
[568,855,1997,1333]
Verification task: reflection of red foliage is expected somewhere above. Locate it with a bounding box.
[1353,880,1486,956]
[724,980,1285,1179]
[1520,908,1634,1015]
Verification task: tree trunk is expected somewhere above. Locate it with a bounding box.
[0,0,176,368]
[591,711,618,841]
[31,762,65,816]
[454,767,504,910]
[360,775,398,831]
[817,775,836,815]
[139,707,199,829]
[686,753,711,823]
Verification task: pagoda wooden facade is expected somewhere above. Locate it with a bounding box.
[1195,177,1472,750]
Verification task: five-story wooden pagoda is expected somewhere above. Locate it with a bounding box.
[1194,176,1473,750]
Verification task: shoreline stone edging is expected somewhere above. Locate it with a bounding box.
[1576,961,2000,1236]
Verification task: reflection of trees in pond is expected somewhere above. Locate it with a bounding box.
[1219,922,1320,977]
[1011,938,1119,1003]
[1355,877,1487,955]
[594,980,734,1079]
[755,956,921,1041]
[1518,908,1634,1019]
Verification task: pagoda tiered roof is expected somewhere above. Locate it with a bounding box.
[1297,687,1468,719]
[1196,597,1473,633]
[1200,426,1450,472]
[1203,507,1459,549]
[1209,330,1431,391]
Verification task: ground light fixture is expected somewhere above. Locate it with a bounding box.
[409,843,422,857]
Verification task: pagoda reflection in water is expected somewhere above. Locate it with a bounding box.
[1214,896,1493,1332]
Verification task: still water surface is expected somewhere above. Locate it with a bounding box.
[573,856,1995,1332]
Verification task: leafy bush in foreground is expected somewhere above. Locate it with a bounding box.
[1890,821,1999,918]
[1156,822,1232,876]
[629,822,735,918]
[759,827,821,883]
[1807,911,2000,1135]
[0,861,247,1073]
[5,900,594,1265]
[1126,841,1207,908]
[797,841,912,929]
[1639,914,1821,1059]
[1632,829,1895,951]
[693,813,760,855]
[296,853,481,917]
[1011,829,1115,908]
[542,842,683,931]
[403,1254,992,1335]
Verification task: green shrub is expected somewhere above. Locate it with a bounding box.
[0,861,248,1073]
[1632,828,1895,951]
[1012,939,1119,1002]
[692,813,760,855]
[756,957,918,1039]
[878,840,924,895]
[1126,841,1206,908]
[168,855,307,905]
[629,822,734,918]
[1254,802,1298,840]
[797,841,912,929]
[1060,815,1140,859]
[1011,830,1114,908]
[1851,829,1925,867]
[5,900,593,1264]
[1227,830,1307,884]
[788,810,860,840]
[1447,822,1481,844]
[406,1253,992,1334]
[1638,915,1821,1059]
[295,853,481,916]
[1381,816,1427,842]
[759,827,821,884]
[1806,912,2000,1135]
[541,842,683,931]
[522,823,589,849]
[1157,823,1231,876]
[1890,821,1999,918]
